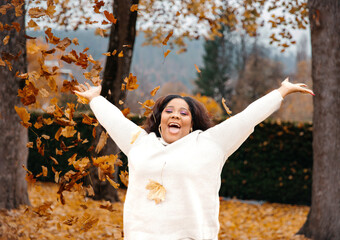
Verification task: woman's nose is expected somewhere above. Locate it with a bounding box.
[171,113,180,119]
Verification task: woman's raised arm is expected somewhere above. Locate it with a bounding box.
[202,78,314,159]
[74,83,145,155]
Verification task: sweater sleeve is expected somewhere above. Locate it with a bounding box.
[89,96,146,155]
[201,90,283,158]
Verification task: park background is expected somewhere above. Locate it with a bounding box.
[0,0,338,239]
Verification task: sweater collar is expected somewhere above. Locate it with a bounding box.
[159,137,169,146]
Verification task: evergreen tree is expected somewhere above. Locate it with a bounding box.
[195,26,236,102]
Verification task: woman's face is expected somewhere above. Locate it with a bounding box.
[160,98,193,144]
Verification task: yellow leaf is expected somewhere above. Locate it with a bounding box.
[222,98,232,115]
[61,126,77,138]
[150,86,160,96]
[14,106,31,128]
[118,50,124,57]
[102,52,111,56]
[146,179,166,204]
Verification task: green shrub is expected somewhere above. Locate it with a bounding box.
[220,121,312,205]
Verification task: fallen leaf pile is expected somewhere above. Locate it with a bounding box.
[0,182,310,240]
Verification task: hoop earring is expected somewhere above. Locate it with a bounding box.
[158,125,162,136]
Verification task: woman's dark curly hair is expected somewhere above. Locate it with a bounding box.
[143,95,213,137]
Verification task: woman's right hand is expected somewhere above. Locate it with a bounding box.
[74,82,102,102]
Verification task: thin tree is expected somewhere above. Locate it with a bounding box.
[0,0,29,209]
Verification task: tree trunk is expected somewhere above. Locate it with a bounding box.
[0,0,29,209]
[298,1,340,239]
[91,0,139,201]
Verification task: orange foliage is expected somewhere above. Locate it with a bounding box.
[0,182,310,240]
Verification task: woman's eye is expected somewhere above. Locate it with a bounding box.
[180,111,188,116]
[165,109,172,113]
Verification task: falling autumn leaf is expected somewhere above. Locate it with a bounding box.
[119,171,129,187]
[194,64,201,73]
[3,35,9,45]
[146,179,166,204]
[124,73,139,91]
[130,4,138,12]
[162,30,173,45]
[61,126,77,138]
[164,49,171,58]
[42,166,48,177]
[102,52,111,56]
[14,106,32,128]
[222,98,232,115]
[103,10,117,24]
[150,86,160,96]
[106,176,120,189]
[95,131,108,153]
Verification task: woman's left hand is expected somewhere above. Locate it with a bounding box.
[277,78,315,98]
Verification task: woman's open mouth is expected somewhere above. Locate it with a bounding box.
[168,122,181,134]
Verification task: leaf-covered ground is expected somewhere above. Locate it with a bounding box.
[0,182,310,240]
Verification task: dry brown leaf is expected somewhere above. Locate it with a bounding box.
[95,131,108,153]
[103,10,117,24]
[14,106,32,128]
[146,179,166,204]
[162,30,173,45]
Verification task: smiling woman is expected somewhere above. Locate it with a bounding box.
[143,94,212,144]
[74,79,314,240]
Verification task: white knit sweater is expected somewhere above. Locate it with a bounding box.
[89,90,283,240]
